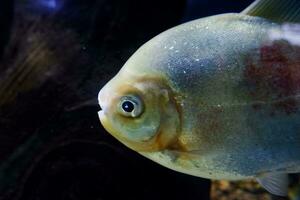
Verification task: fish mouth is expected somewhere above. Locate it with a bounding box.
[98,109,109,132]
[98,90,106,114]
[98,102,108,126]
[98,109,104,117]
[98,98,104,111]
[97,96,106,121]
[98,101,104,118]
[97,94,106,123]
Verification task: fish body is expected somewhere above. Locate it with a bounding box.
[98,0,300,196]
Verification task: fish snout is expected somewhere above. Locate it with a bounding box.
[98,88,111,125]
[98,87,109,111]
[98,88,110,126]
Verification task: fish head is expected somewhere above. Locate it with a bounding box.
[98,68,181,152]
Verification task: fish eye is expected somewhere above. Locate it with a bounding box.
[118,96,143,118]
[122,100,135,113]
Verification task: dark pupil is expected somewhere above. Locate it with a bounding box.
[122,101,134,112]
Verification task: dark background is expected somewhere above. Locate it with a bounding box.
[0,0,253,199]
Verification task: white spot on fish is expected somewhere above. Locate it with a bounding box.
[169,46,174,50]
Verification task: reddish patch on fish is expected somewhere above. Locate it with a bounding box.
[244,41,300,115]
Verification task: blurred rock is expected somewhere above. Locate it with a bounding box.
[211,180,271,200]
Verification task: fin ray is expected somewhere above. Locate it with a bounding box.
[242,0,300,23]
[256,173,288,196]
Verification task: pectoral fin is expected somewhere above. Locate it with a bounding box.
[256,173,289,197]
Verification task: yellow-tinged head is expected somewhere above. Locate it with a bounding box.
[98,71,182,152]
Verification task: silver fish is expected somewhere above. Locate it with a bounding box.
[98,0,300,196]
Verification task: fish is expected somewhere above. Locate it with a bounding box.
[98,0,300,197]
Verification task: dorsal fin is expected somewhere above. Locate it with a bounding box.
[242,0,300,23]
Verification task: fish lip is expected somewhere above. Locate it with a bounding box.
[98,98,103,110]
[98,90,105,111]
[98,110,103,117]
[98,110,106,121]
